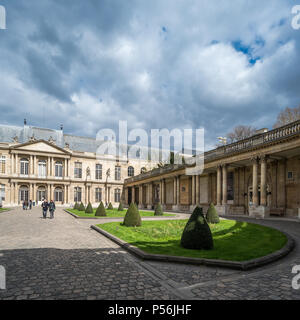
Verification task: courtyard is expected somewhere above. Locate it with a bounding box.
[0,206,300,300]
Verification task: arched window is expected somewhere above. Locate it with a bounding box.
[55,161,63,177]
[95,187,102,202]
[54,187,63,202]
[37,186,46,202]
[20,158,29,175]
[38,160,46,177]
[114,188,121,203]
[128,166,134,177]
[141,167,146,174]
[74,187,82,202]
[19,185,29,202]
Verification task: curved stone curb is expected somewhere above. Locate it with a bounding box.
[91,225,295,271]
[64,209,177,220]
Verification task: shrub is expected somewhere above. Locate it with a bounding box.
[206,203,220,224]
[85,202,93,214]
[74,202,79,210]
[78,202,85,211]
[154,203,163,216]
[118,202,124,211]
[108,202,113,210]
[181,206,213,250]
[95,201,106,216]
[123,202,142,227]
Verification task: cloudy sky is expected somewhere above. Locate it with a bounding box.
[0,0,300,150]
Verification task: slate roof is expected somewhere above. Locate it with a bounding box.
[0,124,103,153]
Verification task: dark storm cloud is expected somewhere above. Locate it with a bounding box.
[0,0,300,149]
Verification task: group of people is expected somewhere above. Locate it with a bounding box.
[22,200,32,210]
[41,199,56,219]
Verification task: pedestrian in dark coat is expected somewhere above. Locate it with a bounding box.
[49,200,56,219]
[41,200,48,219]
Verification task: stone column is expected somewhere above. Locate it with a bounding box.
[131,186,135,204]
[32,183,36,203]
[67,185,70,204]
[64,185,67,204]
[29,183,33,201]
[15,154,18,175]
[30,155,33,175]
[139,185,143,208]
[10,182,14,205]
[217,165,222,205]
[222,164,227,205]
[14,183,18,204]
[148,183,153,209]
[173,177,177,205]
[195,175,200,205]
[252,158,259,206]
[260,156,267,206]
[33,155,36,175]
[47,157,51,177]
[191,176,196,205]
[176,176,180,205]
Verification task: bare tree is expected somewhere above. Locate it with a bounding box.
[226,125,256,143]
[273,105,300,128]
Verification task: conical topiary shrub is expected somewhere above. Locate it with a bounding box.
[181,206,213,250]
[154,203,163,216]
[95,201,106,216]
[74,202,79,210]
[118,202,124,211]
[108,202,113,210]
[85,202,93,214]
[123,202,142,227]
[78,202,85,211]
[206,203,220,224]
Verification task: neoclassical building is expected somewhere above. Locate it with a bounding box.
[124,120,300,218]
[0,123,153,207]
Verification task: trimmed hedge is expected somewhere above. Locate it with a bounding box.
[78,202,85,211]
[95,201,106,216]
[206,203,220,224]
[181,206,213,250]
[85,202,93,214]
[154,203,163,216]
[118,202,124,211]
[74,202,80,210]
[108,202,113,210]
[123,202,142,227]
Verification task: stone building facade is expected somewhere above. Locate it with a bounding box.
[0,124,153,207]
[124,120,300,218]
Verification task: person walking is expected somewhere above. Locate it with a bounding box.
[29,200,32,210]
[49,200,56,219]
[22,200,26,210]
[41,199,48,219]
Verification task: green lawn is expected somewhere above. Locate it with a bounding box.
[68,208,175,218]
[97,219,287,261]
[0,208,10,212]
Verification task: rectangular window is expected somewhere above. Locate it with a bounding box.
[114,189,121,202]
[20,160,29,175]
[287,171,293,179]
[0,184,5,201]
[227,172,234,201]
[74,162,82,179]
[74,187,82,202]
[0,156,5,174]
[95,188,102,202]
[95,164,102,180]
[115,166,121,181]
[55,163,63,177]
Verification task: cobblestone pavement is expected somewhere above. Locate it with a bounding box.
[0,208,300,300]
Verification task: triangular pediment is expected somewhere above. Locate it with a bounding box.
[11,140,70,154]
